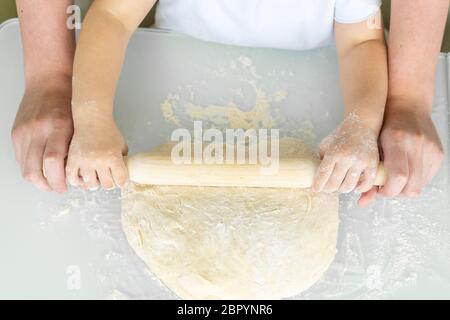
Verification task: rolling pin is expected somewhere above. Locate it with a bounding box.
[125,152,386,189]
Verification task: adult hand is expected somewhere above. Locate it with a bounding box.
[358,99,444,207]
[11,81,73,193]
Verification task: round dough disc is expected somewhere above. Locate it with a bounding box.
[121,139,339,299]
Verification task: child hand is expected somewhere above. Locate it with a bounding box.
[66,114,128,190]
[312,114,380,194]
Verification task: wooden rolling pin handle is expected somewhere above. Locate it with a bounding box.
[374,162,386,187]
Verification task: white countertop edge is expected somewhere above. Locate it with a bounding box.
[1,17,448,55]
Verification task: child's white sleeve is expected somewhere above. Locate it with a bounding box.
[334,0,382,24]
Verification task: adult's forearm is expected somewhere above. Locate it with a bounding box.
[388,0,449,111]
[17,0,75,88]
[339,39,388,133]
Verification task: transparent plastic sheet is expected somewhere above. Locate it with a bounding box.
[36,179,450,299]
[35,29,450,299]
[303,186,450,299]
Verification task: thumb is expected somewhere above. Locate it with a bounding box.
[358,186,378,208]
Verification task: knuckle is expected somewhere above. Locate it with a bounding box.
[390,172,408,184]
[95,156,112,166]
[436,148,445,162]
[416,133,425,142]
[30,117,46,130]
[115,173,128,186]
[364,171,376,182]
[10,127,21,144]
[321,150,335,161]
[68,155,81,165]
[411,132,425,144]
[333,154,350,165]
[51,113,73,130]
[383,128,404,142]
[22,170,36,182]
[390,129,406,141]
[403,188,421,198]
[319,139,330,151]
[44,151,64,163]
[30,113,72,132]
[334,153,347,161]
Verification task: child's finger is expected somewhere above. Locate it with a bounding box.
[356,166,378,193]
[339,166,363,193]
[66,164,83,188]
[323,162,351,193]
[97,168,116,190]
[312,155,335,192]
[80,168,99,191]
[111,160,129,188]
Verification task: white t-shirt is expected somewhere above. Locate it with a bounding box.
[155,0,381,50]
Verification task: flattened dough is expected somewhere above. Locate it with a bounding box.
[121,139,339,299]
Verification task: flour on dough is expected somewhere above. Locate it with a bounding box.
[121,139,339,299]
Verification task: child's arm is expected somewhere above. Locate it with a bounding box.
[312,11,388,196]
[67,0,156,190]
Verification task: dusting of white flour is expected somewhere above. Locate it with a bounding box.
[36,52,450,299]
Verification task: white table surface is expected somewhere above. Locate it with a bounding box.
[0,19,449,299]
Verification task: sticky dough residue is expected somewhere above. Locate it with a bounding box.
[189,88,286,129]
[161,93,181,126]
[161,87,287,130]
[160,56,288,130]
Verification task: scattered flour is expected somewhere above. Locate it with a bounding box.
[34,51,450,299]
[158,55,317,146]
[161,93,181,126]
[163,87,286,129]
[160,56,288,130]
